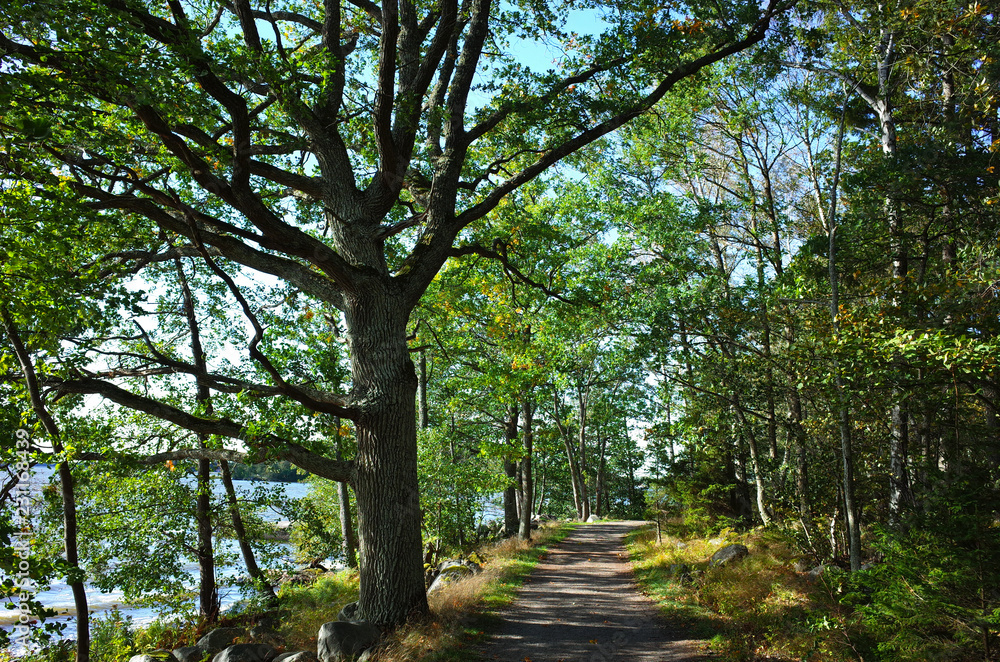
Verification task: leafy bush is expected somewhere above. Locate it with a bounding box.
[845,479,1000,661]
[89,608,137,662]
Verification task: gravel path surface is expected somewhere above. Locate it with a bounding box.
[479,520,706,662]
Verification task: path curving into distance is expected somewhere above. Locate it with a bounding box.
[479,520,706,662]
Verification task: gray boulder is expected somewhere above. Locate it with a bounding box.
[586,514,599,523]
[337,601,360,622]
[212,644,276,662]
[708,543,749,568]
[173,646,207,662]
[274,653,319,662]
[197,628,246,656]
[130,656,164,662]
[317,620,381,662]
[427,560,479,593]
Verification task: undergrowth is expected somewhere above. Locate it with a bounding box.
[2,523,574,662]
[627,523,860,661]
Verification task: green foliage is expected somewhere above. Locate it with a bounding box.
[289,475,347,564]
[418,425,507,554]
[845,480,1000,661]
[89,608,138,662]
[277,571,359,650]
[229,461,306,483]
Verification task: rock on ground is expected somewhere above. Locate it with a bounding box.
[274,652,319,662]
[337,601,360,622]
[317,620,381,662]
[172,645,205,662]
[212,643,276,662]
[708,543,750,568]
[427,559,480,593]
[197,628,246,656]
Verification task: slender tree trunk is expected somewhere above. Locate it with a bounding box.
[518,399,534,541]
[219,459,278,603]
[872,28,914,526]
[503,405,519,537]
[176,259,219,622]
[1,312,90,662]
[534,448,546,518]
[595,433,608,518]
[334,419,358,569]
[827,103,862,571]
[788,388,810,521]
[806,90,861,570]
[195,458,218,622]
[553,392,585,519]
[418,349,429,430]
[345,291,428,625]
[984,383,1000,480]
[576,386,591,521]
[734,408,770,525]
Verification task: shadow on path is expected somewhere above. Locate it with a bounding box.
[478,520,709,661]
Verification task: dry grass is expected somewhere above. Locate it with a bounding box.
[627,524,857,661]
[371,522,576,662]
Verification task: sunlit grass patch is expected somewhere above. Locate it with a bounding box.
[278,570,360,652]
[627,523,857,661]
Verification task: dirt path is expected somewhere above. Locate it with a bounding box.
[478,521,706,662]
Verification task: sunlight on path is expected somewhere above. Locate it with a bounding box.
[480,521,705,662]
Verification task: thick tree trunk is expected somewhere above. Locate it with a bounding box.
[345,291,428,625]
[418,349,429,430]
[518,399,534,541]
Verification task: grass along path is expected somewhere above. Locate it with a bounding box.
[627,523,858,661]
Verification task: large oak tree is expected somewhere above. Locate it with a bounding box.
[1,0,788,625]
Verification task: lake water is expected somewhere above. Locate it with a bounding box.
[2,468,503,653]
[1,470,310,651]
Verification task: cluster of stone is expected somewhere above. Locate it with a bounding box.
[127,603,382,662]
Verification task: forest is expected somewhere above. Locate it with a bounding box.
[0,0,998,660]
